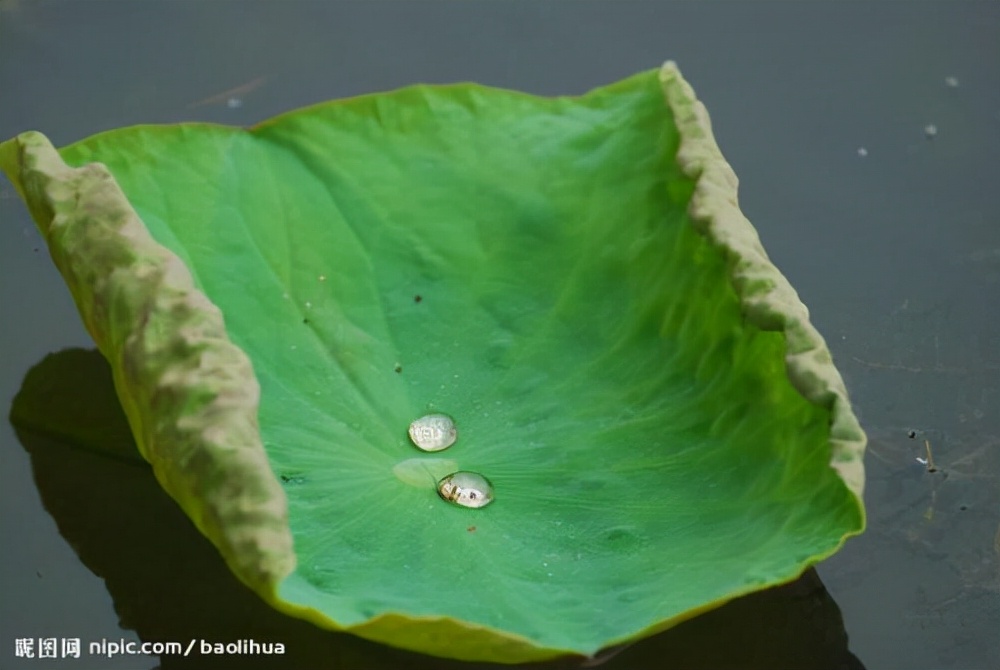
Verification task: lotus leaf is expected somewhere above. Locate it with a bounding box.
[0,62,865,663]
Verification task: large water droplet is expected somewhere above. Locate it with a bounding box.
[437,471,494,509]
[408,413,457,452]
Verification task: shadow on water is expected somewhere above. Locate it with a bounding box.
[12,348,865,670]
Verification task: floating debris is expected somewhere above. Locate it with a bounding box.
[186,75,267,109]
[916,439,939,473]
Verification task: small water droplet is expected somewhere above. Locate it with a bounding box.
[437,471,494,509]
[305,301,313,309]
[857,146,868,158]
[318,275,327,282]
[408,413,457,452]
[924,123,938,139]
[945,75,959,88]
[290,345,297,350]
[226,97,243,109]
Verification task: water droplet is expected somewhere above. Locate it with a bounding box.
[305,301,313,309]
[857,146,868,158]
[226,96,243,109]
[318,275,327,282]
[408,413,457,452]
[437,471,494,509]
[945,75,959,88]
[393,457,458,487]
[924,123,938,139]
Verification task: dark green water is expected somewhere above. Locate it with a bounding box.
[1,2,997,669]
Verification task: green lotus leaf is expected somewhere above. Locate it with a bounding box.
[1,62,865,663]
